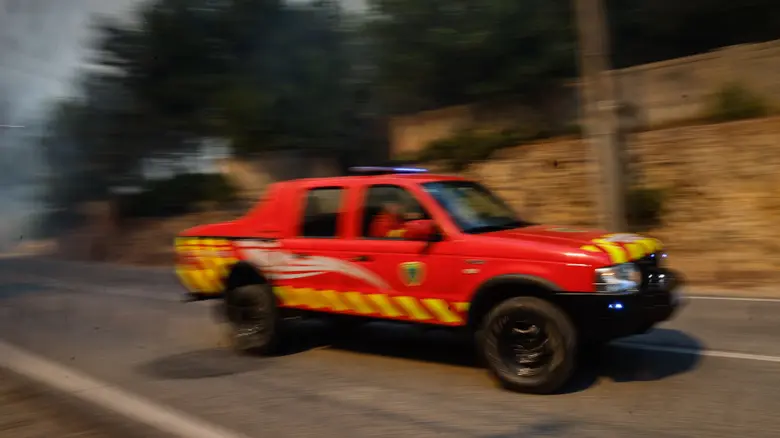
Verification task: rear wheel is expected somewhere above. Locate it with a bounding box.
[478,296,577,394]
[224,283,283,355]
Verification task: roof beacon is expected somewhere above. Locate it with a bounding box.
[348,166,429,175]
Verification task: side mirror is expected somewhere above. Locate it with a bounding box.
[405,219,440,241]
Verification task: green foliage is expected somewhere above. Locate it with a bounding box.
[704,83,770,123]
[41,0,383,222]
[418,128,539,171]
[626,187,666,230]
[365,0,576,114]
[117,173,239,218]
[94,0,372,156]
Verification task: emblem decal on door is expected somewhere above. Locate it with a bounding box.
[399,261,426,287]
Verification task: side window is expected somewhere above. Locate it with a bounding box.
[361,185,430,239]
[300,187,344,238]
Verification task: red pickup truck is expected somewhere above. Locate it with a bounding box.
[174,167,683,394]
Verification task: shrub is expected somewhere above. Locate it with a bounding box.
[705,83,769,123]
[118,173,239,218]
[418,128,540,172]
[626,187,666,230]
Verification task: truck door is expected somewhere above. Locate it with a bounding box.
[274,185,351,311]
[339,184,465,326]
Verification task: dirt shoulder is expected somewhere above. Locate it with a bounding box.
[0,369,156,438]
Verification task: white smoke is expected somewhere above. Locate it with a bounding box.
[0,0,141,252]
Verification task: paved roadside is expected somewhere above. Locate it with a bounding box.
[2,257,780,437]
[0,368,156,438]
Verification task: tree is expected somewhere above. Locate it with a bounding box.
[92,0,376,159]
[365,0,576,114]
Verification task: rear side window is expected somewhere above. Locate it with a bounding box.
[299,187,344,238]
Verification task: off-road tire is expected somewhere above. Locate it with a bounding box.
[478,296,577,394]
[224,283,282,355]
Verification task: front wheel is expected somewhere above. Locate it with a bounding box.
[224,283,283,355]
[478,296,577,394]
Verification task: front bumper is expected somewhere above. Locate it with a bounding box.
[553,268,685,342]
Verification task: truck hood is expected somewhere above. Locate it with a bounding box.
[485,225,663,263]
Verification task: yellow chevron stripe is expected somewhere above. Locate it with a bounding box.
[176,267,201,292]
[453,302,470,313]
[321,290,349,312]
[210,256,235,279]
[301,288,328,309]
[634,238,656,254]
[288,287,309,307]
[273,286,295,306]
[581,244,602,253]
[592,239,628,264]
[395,296,432,321]
[198,255,218,277]
[199,258,225,292]
[188,270,213,292]
[343,292,374,314]
[624,242,646,260]
[421,299,463,324]
[264,287,470,325]
[367,294,403,318]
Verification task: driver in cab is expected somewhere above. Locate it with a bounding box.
[368,199,421,238]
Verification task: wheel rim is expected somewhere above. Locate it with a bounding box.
[496,311,553,377]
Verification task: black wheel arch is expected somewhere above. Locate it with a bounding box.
[466,274,564,330]
[226,261,270,292]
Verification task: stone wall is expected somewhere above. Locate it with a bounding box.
[614,40,780,129]
[460,116,780,289]
[390,40,780,158]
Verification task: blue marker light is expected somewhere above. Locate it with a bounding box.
[608,302,624,310]
[392,167,428,173]
[348,166,429,175]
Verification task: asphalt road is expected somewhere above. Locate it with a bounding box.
[0,257,779,438]
[0,367,158,438]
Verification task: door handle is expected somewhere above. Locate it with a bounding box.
[350,255,372,262]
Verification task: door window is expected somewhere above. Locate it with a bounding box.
[361,185,430,239]
[299,187,344,238]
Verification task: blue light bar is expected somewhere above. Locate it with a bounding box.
[348,166,429,175]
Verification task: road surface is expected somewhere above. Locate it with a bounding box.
[0,257,779,438]
[0,367,155,438]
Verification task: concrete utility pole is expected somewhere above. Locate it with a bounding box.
[573,0,627,232]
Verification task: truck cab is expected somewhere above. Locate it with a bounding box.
[174,167,683,394]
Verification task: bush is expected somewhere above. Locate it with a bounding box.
[418,128,543,172]
[705,83,770,123]
[626,187,666,229]
[118,173,239,218]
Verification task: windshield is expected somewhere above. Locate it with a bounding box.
[421,180,533,234]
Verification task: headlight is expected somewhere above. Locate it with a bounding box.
[594,263,641,294]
